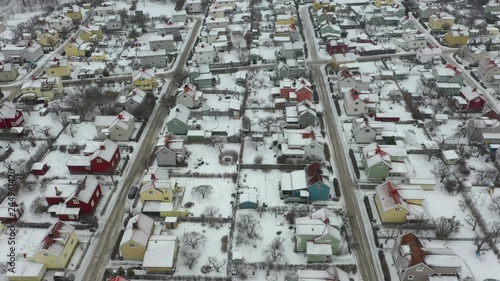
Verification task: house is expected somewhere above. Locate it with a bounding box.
[418,3,439,19]
[215,0,237,8]
[176,83,202,109]
[64,37,94,57]
[63,5,82,20]
[149,35,175,52]
[166,104,190,135]
[375,181,427,223]
[47,14,73,33]
[275,23,300,42]
[416,46,442,64]
[273,127,324,160]
[37,29,60,48]
[189,64,214,88]
[143,235,179,273]
[477,57,500,82]
[194,43,216,64]
[239,191,258,209]
[0,63,18,82]
[432,64,463,96]
[279,78,313,102]
[79,25,103,42]
[139,177,176,203]
[1,42,43,62]
[186,0,203,13]
[401,30,429,49]
[132,69,157,91]
[428,13,455,30]
[363,143,409,181]
[295,208,343,262]
[90,51,106,62]
[31,162,50,175]
[155,22,182,40]
[485,0,500,13]
[155,133,186,167]
[208,6,231,18]
[297,267,350,281]
[200,30,219,44]
[115,89,147,115]
[280,42,304,59]
[45,176,102,220]
[350,117,399,144]
[171,10,187,23]
[277,14,297,25]
[285,100,318,129]
[0,197,23,223]
[94,111,135,141]
[280,162,330,201]
[453,86,485,112]
[315,9,335,25]
[337,68,371,93]
[95,5,114,16]
[5,262,46,281]
[0,102,24,129]
[392,233,462,281]
[274,59,307,79]
[467,117,500,142]
[94,14,122,31]
[119,213,155,260]
[442,150,459,165]
[461,46,487,65]
[33,221,79,269]
[382,5,405,18]
[20,77,64,102]
[374,0,394,7]
[444,27,469,46]
[331,53,358,72]
[205,17,230,31]
[66,139,121,174]
[343,88,379,116]
[138,49,167,68]
[47,57,71,78]
[320,23,341,40]
[312,0,336,11]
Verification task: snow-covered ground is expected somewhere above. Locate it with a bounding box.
[179,177,235,217]
[239,169,285,207]
[180,143,239,174]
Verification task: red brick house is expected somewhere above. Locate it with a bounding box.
[66,139,120,174]
[0,102,24,129]
[453,86,485,112]
[45,175,102,220]
[279,78,313,102]
[326,39,348,55]
[484,107,500,121]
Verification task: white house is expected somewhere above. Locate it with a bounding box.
[400,29,429,49]
[115,88,147,113]
[149,35,175,52]
[186,0,203,13]
[1,42,44,63]
[205,17,230,31]
[47,14,73,33]
[200,30,219,44]
[343,88,379,116]
[176,83,203,109]
[337,68,371,93]
[195,43,216,64]
[416,46,442,64]
[94,111,136,141]
[138,49,167,68]
[477,57,500,83]
[272,127,324,160]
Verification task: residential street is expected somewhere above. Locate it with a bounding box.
[299,5,381,281]
[78,18,202,281]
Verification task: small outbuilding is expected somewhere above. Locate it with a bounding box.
[164,216,178,229]
[239,191,258,209]
[442,150,459,165]
[31,162,50,175]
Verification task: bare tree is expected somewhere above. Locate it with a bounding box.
[30,196,48,214]
[488,197,500,216]
[465,215,478,231]
[258,116,276,132]
[263,236,285,266]
[63,83,98,119]
[253,155,263,164]
[172,68,189,87]
[180,249,199,269]
[207,137,226,153]
[432,162,451,183]
[192,185,213,199]
[241,115,252,132]
[236,213,261,240]
[181,231,207,249]
[232,35,249,62]
[36,125,52,137]
[51,105,70,126]
[207,256,226,272]
[65,124,77,138]
[255,205,266,218]
[203,206,220,217]
[490,222,500,244]
[251,140,264,151]
[435,216,461,240]
[473,234,490,256]
[476,168,496,185]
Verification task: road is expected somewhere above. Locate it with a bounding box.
[299,5,381,281]
[79,18,201,281]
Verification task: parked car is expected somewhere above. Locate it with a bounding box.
[128,185,139,199]
[54,272,75,281]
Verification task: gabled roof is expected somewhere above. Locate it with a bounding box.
[167,104,190,124]
[132,69,155,81]
[108,276,129,281]
[84,139,119,162]
[305,162,323,186]
[479,57,499,71]
[38,221,75,256]
[363,143,392,168]
[120,213,155,247]
[0,102,19,119]
[459,86,483,101]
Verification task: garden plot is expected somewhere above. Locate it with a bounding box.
[239,169,285,207]
[242,136,276,164]
[377,80,413,121]
[0,140,46,173]
[202,93,243,111]
[473,189,500,230]
[179,177,235,217]
[172,222,230,277]
[245,110,283,132]
[55,122,98,145]
[181,143,239,174]
[407,154,438,179]
[0,227,47,264]
[214,73,245,92]
[23,111,64,138]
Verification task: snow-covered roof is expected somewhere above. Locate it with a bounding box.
[120,213,155,247]
[0,101,19,119]
[306,241,332,255]
[417,46,441,56]
[133,69,155,81]
[48,204,80,216]
[363,143,392,168]
[149,34,174,42]
[5,262,45,277]
[239,191,258,203]
[333,52,357,63]
[117,88,147,105]
[167,104,190,124]
[195,43,215,53]
[38,221,75,256]
[297,267,350,281]
[281,170,307,191]
[442,150,459,160]
[143,235,177,268]
[138,49,166,57]
[95,110,134,131]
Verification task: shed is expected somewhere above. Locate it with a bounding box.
[408,178,436,191]
[31,162,49,175]
[164,216,178,229]
[6,262,46,281]
[68,115,81,124]
[442,150,459,165]
[239,191,258,209]
[39,107,48,116]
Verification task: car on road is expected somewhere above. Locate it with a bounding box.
[128,185,139,199]
[54,272,75,281]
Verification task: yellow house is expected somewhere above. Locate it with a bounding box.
[20,77,64,102]
[132,69,157,91]
[5,262,46,281]
[312,0,336,12]
[33,221,79,269]
[63,5,83,20]
[47,57,71,77]
[374,0,394,7]
[91,51,106,62]
[428,12,455,30]
[276,15,297,25]
[158,203,189,217]
[140,178,176,203]
[143,235,179,274]
[119,213,155,260]
[444,28,469,46]
[375,181,426,223]
[79,26,103,42]
[37,29,60,47]
[65,37,94,57]
[331,53,358,71]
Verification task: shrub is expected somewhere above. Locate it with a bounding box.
[323,143,331,160]
[253,155,263,164]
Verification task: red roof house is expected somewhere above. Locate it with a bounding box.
[0,102,24,129]
[454,86,485,112]
[279,78,313,102]
[326,39,348,55]
[108,277,129,281]
[66,139,120,174]
[31,162,50,175]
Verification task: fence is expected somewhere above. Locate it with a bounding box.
[190,111,233,118]
[209,61,250,69]
[244,262,357,273]
[16,221,92,229]
[169,172,237,179]
[200,89,240,95]
[238,163,307,170]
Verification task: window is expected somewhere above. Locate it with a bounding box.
[115,127,120,130]
[355,102,359,105]
[395,207,400,212]
[96,159,102,163]
[129,243,135,248]
[149,190,154,194]
[71,239,74,245]
[416,266,424,272]
[44,253,49,256]
[378,163,384,167]
[325,237,331,242]
[365,129,371,132]
[118,134,122,137]
[86,166,91,170]
[96,190,100,197]
[305,114,310,118]
[173,120,178,124]
[73,199,79,204]
[91,200,94,207]
[408,276,414,280]
[51,71,55,74]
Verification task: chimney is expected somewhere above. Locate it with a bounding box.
[132,221,138,229]
[100,144,106,150]
[151,173,157,181]
[117,113,124,120]
[48,232,54,237]
[55,187,62,196]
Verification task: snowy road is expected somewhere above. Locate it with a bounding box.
[78,18,202,281]
[299,5,382,281]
